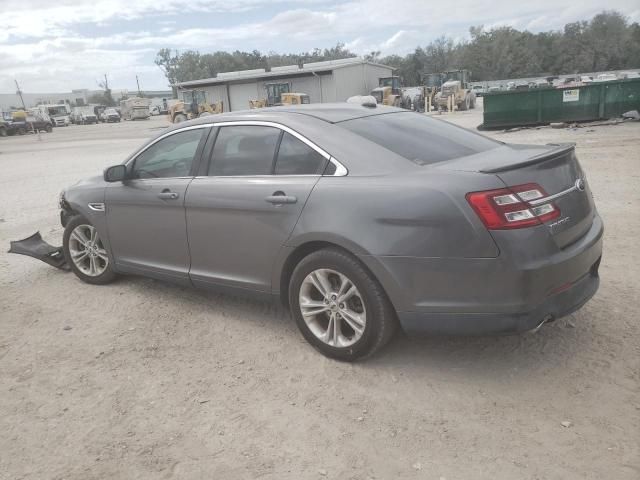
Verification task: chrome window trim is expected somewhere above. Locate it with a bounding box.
[124,120,348,178]
[210,120,348,177]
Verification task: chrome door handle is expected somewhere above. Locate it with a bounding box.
[158,191,179,200]
[265,194,297,205]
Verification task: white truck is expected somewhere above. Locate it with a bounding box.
[71,105,98,124]
[37,104,71,127]
[119,97,151,120]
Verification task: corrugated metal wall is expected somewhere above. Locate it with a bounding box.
[332,64,394,101]
[189,63,393,112]
[229,83,260,111]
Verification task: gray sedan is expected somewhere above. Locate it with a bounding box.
[59,103,603,360]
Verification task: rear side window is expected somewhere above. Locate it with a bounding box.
[209,126,280,176]
[338,112,500,165]
[275,133,326,175]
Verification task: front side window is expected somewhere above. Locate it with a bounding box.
[132,128,205,179]
[208,126,280,176]
[275,132,326,175]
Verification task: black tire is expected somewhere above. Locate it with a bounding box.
[289,248,397,361]
[17,128,26,136]
[63,215,117,285]
[45,124,52,133]
[0,127,6,137]
[459,95,469,111]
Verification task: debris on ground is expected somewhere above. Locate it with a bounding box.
[551,122,567,129]
[621,110,640,120]
[561,421,573,428]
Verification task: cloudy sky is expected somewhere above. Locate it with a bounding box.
[1,0,638,93]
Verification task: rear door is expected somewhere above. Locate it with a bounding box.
[105,127,209,283]
[185,123,328,292]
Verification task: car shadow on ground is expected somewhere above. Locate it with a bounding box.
[113,274,590,382]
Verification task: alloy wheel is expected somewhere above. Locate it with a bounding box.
[68,224,109,277]
[298,268,367,348]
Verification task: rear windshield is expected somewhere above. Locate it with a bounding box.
[338,112,500,165]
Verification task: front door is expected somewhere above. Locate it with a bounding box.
[185,124,328,292]
[105,127,209,283]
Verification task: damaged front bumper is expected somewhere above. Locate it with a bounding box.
[8,232,69,270]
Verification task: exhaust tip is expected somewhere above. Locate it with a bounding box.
[530,315,555,333]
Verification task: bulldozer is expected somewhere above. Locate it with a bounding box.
[169,90,223,123]
[431,70,476,111]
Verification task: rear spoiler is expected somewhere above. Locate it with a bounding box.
[480,143,576,174]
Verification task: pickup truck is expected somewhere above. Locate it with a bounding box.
[1,112,53,135]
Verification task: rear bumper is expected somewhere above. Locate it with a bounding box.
[359,213,603,335]
[398,267,599,334]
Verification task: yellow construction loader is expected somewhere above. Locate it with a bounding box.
[169,90,223,123]
[370,77,400,107]
[249,89,311,109]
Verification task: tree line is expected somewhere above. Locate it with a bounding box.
[156,11,640,88]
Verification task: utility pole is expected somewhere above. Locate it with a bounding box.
[103,74,109,90]
[15,79,26,109]
[136,75,143,97]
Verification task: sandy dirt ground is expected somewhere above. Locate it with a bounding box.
[0,105,638,480]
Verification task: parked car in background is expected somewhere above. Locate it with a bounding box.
[528,79,550,88]
[58,103,602,361]
[618,71,640,79]
[1,110,52,135]
[472,85,486,96]
[594,73,617,82]
[71,106,98,125]
[100,108,120,123]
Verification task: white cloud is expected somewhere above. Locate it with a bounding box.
[1,0,638,92]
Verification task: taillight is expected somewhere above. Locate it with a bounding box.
[466,183,560,229]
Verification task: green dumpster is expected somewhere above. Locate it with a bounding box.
[481,78,640,129]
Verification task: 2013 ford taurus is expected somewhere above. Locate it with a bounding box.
[58,104,603,360]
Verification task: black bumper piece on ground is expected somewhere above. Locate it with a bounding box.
[8,232,69,270]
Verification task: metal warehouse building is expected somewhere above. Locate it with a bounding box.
[174,58,394,112]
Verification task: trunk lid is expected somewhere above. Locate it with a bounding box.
[436,143,595,248]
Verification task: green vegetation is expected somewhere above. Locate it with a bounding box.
[156,11,640,87]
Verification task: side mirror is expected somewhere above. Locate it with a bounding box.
[104,164,127,182]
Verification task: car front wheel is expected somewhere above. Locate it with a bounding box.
[289,248,397,361]
[63,216,117,285]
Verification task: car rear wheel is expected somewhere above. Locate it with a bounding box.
[45,125,52,133]
[63,216,117,285]
[289,248,397,361]
[17,127,26,135]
